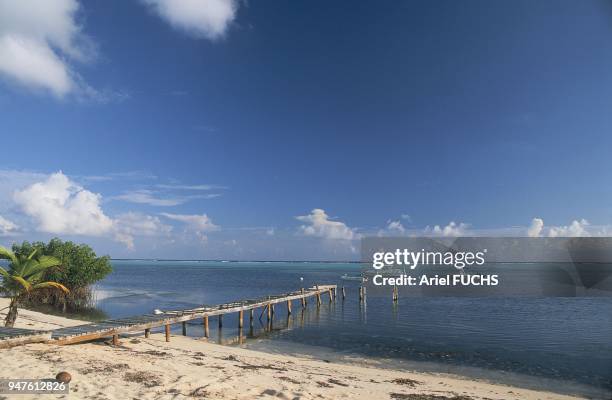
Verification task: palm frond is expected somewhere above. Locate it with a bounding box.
[27,249,38,260]
[0,246,17,265]
[0,266,10,279]
[11,275,32,292]
[21,256,61,279]
[32,281,69,294]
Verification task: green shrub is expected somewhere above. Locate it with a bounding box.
[11,238,112,310]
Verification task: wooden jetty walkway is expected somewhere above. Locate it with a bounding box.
[0,327,51,348]
[49,285,337,346]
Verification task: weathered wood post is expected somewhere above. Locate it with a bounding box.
[342,286,346,300]
[301,288,306,308]
[271,304,275,316]
[204,316,209,338]
[112,334,119,345]
[359,286,363,302]
[182,321,187,336]
[328,288,333,303]
[287,300,292,315]
[317,291,322,307]
[165,323,170,342]
[249,309,254,328]
[238,310,244,329]
[144,328,150,338]
[267,303,272,321]
[218,314,223,329]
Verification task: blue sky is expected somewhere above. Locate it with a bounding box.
[1,0,612,260]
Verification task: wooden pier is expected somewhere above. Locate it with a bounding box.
[49,285,336,345]
[0,327,51,349]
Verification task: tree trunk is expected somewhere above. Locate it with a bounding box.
[4,298,18,327]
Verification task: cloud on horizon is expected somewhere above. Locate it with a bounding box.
[296,209,357,241]
[142,0,238,40]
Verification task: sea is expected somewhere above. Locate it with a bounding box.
[88,260,611,399]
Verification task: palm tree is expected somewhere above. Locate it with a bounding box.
[0,246,69,327]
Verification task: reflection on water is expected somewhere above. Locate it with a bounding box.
[85,260,611,398]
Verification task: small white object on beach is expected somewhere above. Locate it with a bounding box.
[300,277,304,281]
[153,309,164,315]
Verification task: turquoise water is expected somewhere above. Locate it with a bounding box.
[92,260,612,398]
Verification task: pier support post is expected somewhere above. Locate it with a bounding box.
[165,323,170,342]
[182,321,187,336]
[271,304,275,316]
[218,314,223,329]
[267,304,272,321]
[204,316,209,338]
[239,310,244,329]
[328,288,333,303]
[359,286,363,302]
[249,309,254,328]
[287,300,292,315]
[112,334,119,346]
[317,292,321,307]
[342,286,346,300]
[301,288,306,308]
[144,328,150,338]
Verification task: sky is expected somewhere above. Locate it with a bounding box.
[1,0,612,260]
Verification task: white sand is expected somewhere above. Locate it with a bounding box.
[0,298,588,400]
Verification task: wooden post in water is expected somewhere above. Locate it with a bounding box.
[112,334,119,346]
[363,286,367,301]
[165,323,170,342]
[301,288,306,308]
[204,316,209,338]
[267,303,272,321]
[182,321,187,336]
[328,288,333,303]
[359,286,363,302]
[316,291,322,307]
[218,314,223,329]
[287,300,292,315]
[238,310,244,329]
[144,328,150,338]
[271,304,275,316]
[249,309,254,328]
[342,286,346,300]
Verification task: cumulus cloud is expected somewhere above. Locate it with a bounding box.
[160,212,218,242]
[142,0,238,40]
[0,215,18,236]
[548,219,590,237]
[0,0,95,97]
[526,217,593,237]
[378,220,405,236]
[527,218,544,237]
[425,221,468,237]
[296,209,357,240]
[114,212,173,250]
[13,171,114,235]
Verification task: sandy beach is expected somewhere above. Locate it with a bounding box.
[0,298,587,400]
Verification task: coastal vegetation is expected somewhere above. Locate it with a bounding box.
[0,246,69,327]
[8,238,112,312]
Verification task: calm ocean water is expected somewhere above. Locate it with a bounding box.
[91,260,612,398]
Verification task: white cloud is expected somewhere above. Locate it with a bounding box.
[426,221,468,237]
[548,219,590,237]
[296,209,356,240]
[378,220,405,236]
[155,183,225,190]
[113,212,173,250]
[112,189,219,206]
[0,215,18,236]
[112,190,186,207]
[161,212,218,242]
[13,171,114,236]
[142,0,238,40]
[0,0,95,97]
[527,218,544,237]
